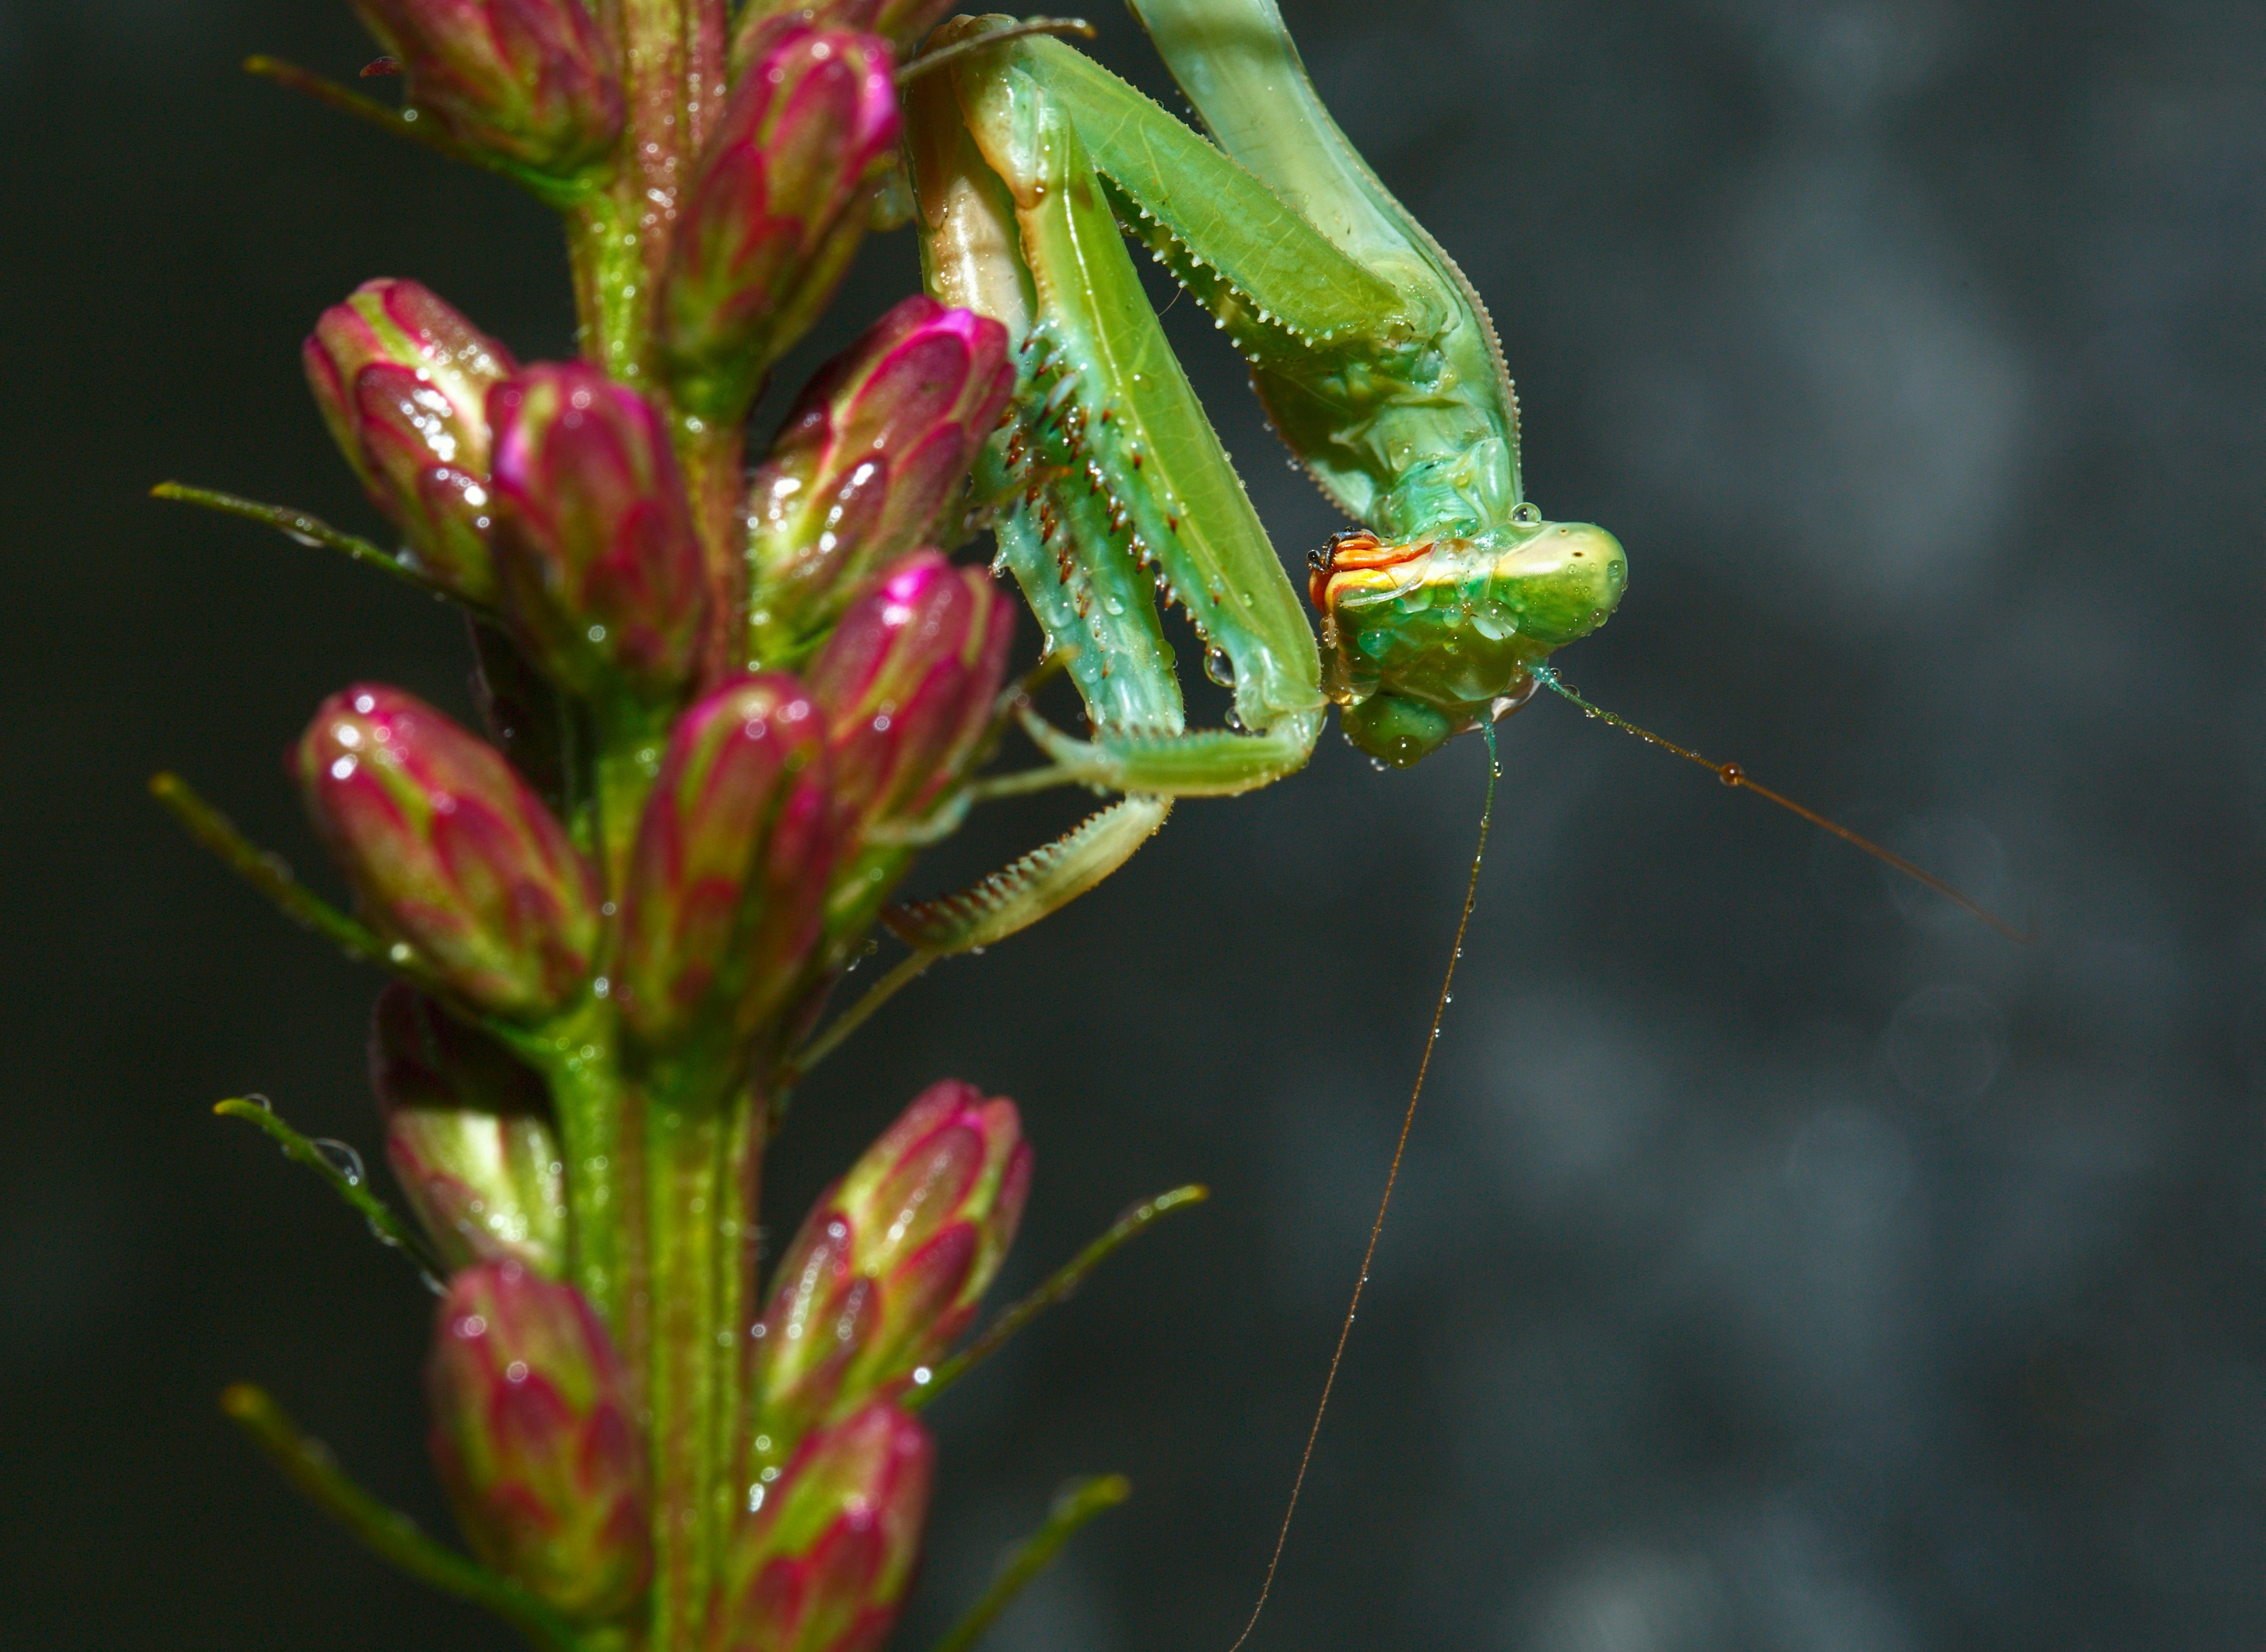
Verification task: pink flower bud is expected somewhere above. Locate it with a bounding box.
[303,279,518,603]
[488,364,711,701]
[615,676,839,1052]
[351,0,623,181]
[369,983,565,1274]
[806,550,1014,843]
[659,28,901,421]
[748,296,1013,657]
[427,1261,651,1621]
[749,1080,1029,1459]
[296,685,599,1021]
[712,1402,932,1652]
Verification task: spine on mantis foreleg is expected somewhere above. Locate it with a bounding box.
[991,333,1189,739]
[885,795,1172,954]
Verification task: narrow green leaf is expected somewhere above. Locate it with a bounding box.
[151,482,465,603]
[214,1097,447,1281]
[148,771,451,995]
[221,1384,589,1652]
[242,56,592,208]
[930,1475,1132,1652]
[243,55,477,165]
[780,948,942,1085]
[912,1184,1209,1407]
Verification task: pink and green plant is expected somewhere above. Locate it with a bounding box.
[160,5,1192,1647]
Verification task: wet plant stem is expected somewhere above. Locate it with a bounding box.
[674,413,750,682]
[570,193,649,384]
[641,1065,761,1652]
[541,1005,641,1348]
[590,699,670,898]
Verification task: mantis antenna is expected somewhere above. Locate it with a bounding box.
[896,18,1096,84]
[1529,665,2033,944]
[1230,670,2029,1647]
[1227,725,1500,1652]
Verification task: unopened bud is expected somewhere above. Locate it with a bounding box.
[713,1401,931,1652]
[351,0,622,183]
[488,364,711,702]
[370,984,564,1274]
[749,1079,1028,1459]
[296,685,599,1021]
[748,296,1013,657]
[615,676,838,1053]
[806,550,1013,844]
[304,278,517,603]
[427,1261,650,1621]
[659,28,900,422]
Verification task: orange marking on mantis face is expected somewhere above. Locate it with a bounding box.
[1305,529,1430,609]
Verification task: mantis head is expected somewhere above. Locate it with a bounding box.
[1310,507,1628,767]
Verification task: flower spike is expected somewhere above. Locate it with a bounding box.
[732,0,964,66]
[614,675,840,1055]
[712,1401,932,1652]
[749,1079,1030,1460]
[807,549,1016,846]
[370,984,567,1275]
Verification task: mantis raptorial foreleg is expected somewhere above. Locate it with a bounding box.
[909,22,1328,799]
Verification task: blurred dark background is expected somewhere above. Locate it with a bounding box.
[3,1,2260,1648]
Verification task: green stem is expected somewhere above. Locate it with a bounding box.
[589,699,672,900]
[151,482,465,602]
[221,1384,591,1652]
[242,55,479,170]
[148,772,451,995]
[577,0,726,391]
[569,192,648,383]
[929,1476,1131,1652]
[540,1007,638,1338]
[780,948,941,1085]
[674,412,749,683]
[642,1068,761,1652]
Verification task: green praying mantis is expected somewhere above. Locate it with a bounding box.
[884,17,2022,1635]
[876,0,2017,970]
[883,0,1630,954]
